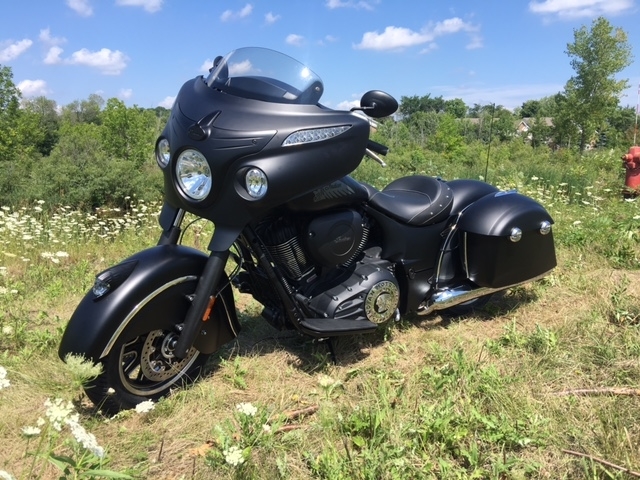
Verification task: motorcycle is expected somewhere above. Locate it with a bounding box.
[58,47,556,413]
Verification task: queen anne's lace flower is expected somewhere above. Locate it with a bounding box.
[66,418,105,458]
[235,402,257,416]
[135,400,155,414]
[223,445,245,466]
[21,426,41,437]
[0,366,10,389]
[44,398,75,431]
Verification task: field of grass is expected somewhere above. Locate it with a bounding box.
[1,150,639,479]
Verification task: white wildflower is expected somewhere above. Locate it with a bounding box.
[573,221,582,226]
[317,373,335,388]
[0,470,15,480]
[21,426,41,437]
[262,424,272,433]
[135,400,155,414]
[0,366,10,389]
[2,326,12,335]
[223,445,245,466]
[107,387,115,395]
[0,287,7,295]
[66,417,105,458]
[44,398,75,431]
[55,251,69,258]
[236,402,257,417]
[531,176,539,181]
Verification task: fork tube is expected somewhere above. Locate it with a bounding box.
[173,250,229,358]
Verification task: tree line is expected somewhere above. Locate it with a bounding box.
[0,16,635,210]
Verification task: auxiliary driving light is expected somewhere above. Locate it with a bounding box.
[245,168,268,199]
[156,138,171,168]
[176,149,212,201]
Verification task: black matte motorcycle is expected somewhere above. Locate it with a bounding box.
[59,47,556,413]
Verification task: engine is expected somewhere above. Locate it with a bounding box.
[258,209,400,324]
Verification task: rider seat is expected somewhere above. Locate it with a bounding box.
[367,176,453,226]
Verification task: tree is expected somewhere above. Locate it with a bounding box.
[444,98,467,119]
[559,17,632,152]
[0,65,21,162]
[101,98,157,167]
[61,93,104,124]
[21,96,60,156]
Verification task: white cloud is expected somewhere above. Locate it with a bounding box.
[286,34,305,47]
[200,58,214,73]
[39,29,66,46]
[118,88,133,100]
[229,59,253,75]
[529,0,634,18]
[354,17,481,51]
[0,39,33,62]
[265,12,281,24]
[115,0,163,12]
[66,0,93,16]
[159,96,175,108]
[44,46,64,64]
[67,48,129,75]
[336,99,360,110]
[221,3,253,21]
[17,79,49,97]
[325,0,375,10]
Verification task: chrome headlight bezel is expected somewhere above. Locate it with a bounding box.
[175,149,212,201]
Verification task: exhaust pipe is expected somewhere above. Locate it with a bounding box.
[419,271,551,315]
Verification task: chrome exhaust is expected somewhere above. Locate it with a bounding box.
[418,271,552,315]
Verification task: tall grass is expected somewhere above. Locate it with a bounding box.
[0,146,639,479]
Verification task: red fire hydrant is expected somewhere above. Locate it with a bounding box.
[622,146,640,196]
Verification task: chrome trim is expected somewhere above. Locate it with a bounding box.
[173,209,186,228]
[100,275,198,358]
[463,232,470,279]
[418,270,552,315]
[434,215,461,290]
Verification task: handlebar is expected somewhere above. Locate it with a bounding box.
[365,139,389,167]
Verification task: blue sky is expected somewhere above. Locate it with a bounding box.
[1,0,640,112]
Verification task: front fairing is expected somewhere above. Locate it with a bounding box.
[158,59,370,233]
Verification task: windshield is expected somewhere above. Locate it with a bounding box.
[205,47,324,105]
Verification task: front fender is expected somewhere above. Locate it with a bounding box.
[58,245,239,362]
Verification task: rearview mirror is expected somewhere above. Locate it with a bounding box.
[356,90,398,118]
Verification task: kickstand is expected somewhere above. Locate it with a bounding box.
[326,337,337,364]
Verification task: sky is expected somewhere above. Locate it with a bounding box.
[1,0,640,112]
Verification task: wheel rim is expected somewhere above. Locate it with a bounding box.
[117,329,200,396]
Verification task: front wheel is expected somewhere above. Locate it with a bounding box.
[85,327,210,414]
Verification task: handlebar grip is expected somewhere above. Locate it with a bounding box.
[367,139,389,156]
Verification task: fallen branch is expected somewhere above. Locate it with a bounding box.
[282,405,319,421]
[554,387,640,397]
[276,424,303,434]
[562,449,640,478]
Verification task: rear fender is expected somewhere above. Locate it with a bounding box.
[58,245,239,362]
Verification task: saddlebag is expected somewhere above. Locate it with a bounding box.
[457,191,556,288]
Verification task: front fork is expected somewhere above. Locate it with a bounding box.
[156,205,231,359]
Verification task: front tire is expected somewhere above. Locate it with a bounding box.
[85,328,210,414]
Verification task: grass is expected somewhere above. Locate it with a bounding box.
[0,149,639,479]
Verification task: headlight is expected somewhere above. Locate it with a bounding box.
[176,149,212,201]
[156,138,170,168]
[245,168,268,199]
